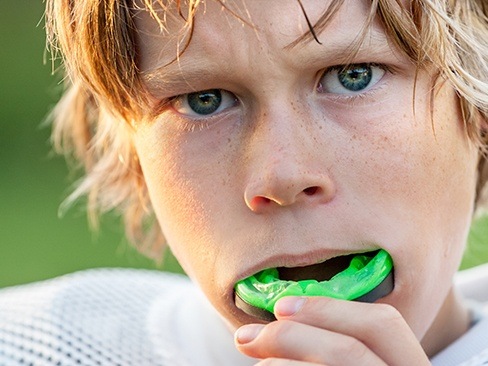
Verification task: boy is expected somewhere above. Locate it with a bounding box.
[1,0,488,364]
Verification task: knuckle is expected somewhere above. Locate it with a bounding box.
[375,303,404,325]
[256,320,295,354]
[264,319,295,339]
[338,335,366,355]
[374,304,406,330]
[376,303,401,316]
[346,338,369,360]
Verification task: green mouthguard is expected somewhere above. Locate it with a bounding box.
[235,249,393,316]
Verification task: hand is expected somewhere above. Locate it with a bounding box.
[234,296,431,366]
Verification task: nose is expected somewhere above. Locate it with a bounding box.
[243,109,336,213]
[244,171,336,212]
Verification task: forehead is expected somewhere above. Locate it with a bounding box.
[133,0,393,73]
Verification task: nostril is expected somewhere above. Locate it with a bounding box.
[250,196,272,208]
[303,186,319,196]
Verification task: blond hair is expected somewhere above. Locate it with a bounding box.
[45,0,488,259]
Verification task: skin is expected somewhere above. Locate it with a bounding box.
[132,0,479,364]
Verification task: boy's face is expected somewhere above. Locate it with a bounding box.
[133,0,479,338]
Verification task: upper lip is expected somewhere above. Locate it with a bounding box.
[234,247,380,284]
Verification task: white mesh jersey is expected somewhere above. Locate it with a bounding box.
[1,266,488,366]
[0,268,254,366]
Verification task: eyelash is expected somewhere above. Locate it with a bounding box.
[316,63,392,101]
[155,95,236,132]
[326,81,388,104]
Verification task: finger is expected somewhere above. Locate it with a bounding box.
[235,321,387,366]
[273,297,429,366]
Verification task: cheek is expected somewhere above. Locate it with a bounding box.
[133,120,245,285]
[133,128,212,277]
[356,90,478,336]
[349,85,477,224]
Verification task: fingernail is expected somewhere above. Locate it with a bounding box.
[274,296,306,317]
[235,324,264,345]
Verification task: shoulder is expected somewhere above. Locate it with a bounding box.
[431,317,488,366]
[0,266,190,293]
[456,263,488,307]
[430,264,488,366]
[0,268,192,320]
[0,268,192,365]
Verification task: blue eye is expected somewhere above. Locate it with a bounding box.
[318,63,385,94]
[172,89,238,117]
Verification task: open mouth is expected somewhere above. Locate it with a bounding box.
[277,253,357,282]
[234,249,394,322]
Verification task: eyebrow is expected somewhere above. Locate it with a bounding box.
[142,59,222,96]
[294,31,395,66]
[141,29,395,97]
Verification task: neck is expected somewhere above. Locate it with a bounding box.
[421,287,471,357]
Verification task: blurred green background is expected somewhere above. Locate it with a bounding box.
[1,1,487,289]
[0,1,183,288]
